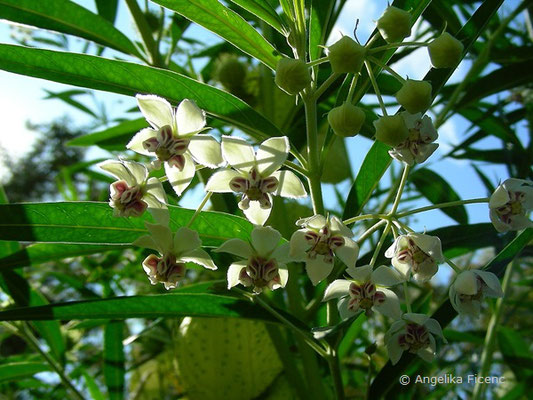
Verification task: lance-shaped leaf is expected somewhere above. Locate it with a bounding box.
[0,362,51,382]
[104,321,125,400]
[0,44,282,140]
[228,0,287,34]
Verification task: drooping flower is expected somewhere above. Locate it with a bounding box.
[127,94,224,196]
[290,215,359,285]
[99,159,168,223]
[323,265,402,320]
[205,136,307,226]
[215,226,290,293]
[449,269,503,315]
[388,112,439,166]
[385,233,443,282]
[489,178,533,232]
[385,313,446,365]
[133,223,217,289]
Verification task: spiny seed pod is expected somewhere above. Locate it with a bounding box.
[428,32,464,68]
[328,36,367,74]
[275,58,311,95]
[328,103,366,137]
[374,114,409,147]
[395,79,433,114]
[377,6,411,43]
[215,55,247,92]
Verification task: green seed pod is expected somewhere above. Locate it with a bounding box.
[428,32,464,68]
[274,58,311,95]
[328,36,367,74]
[374,114,409,147]
[328,102,366,137]
[215,55,247,92]
[377,6,411,43]
[395,79,432,114]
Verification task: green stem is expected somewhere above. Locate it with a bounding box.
[344,213,388,226]
[472,260,515,400]
[327,351,345,400]
[367,55,406,84]
[125,0,163,67]
[346,73,360,104]
[369,222,392,267]
[357,220,387,244]
[389,165,410,215]
[314,72,340,101]
[368,41,428,54]
[403,281,412,313]
[444,257,462,274]
[364,60,387,116]
[303,96,325,215]
[284,160,308,176]
[395,197,489,218]
[308,56,330,67]
[186,191,212,228]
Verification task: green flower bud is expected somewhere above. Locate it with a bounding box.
[374,114,409,147]
[395,79,432,114]
[377,6,411,43]
[215,55,247,91]
[328,103,366,137]
[428,32,464,68]
[328,36,367,74]
[275,58,311,95]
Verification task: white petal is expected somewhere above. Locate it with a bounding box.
[489,184,510,209]
[334,237,359,268]
[145,222,173,253]
[132,234,158,251]
[391,259,411,280]
[330,216,353,238]
[205,169,242,193]
[417,345,435,362]
[411,234,443,261]
[289,230,311,260]
[424,318,445,341]
[251,226,281,257]
[173,227,201,255]
[126,128,158,156]
[147,204,170,226]
[272,242,290,264]
[165,153,195,196]
[489,210,511,232]
[145,177,168,204]
[136,94,174,130]
[243,200,271,226]
[403,313,428,326]
[227,260,247,289]
[387,332,404,365]
[221,136,256,172]
[297,214,327,229]
[473,270,503,297]
[306,256,333,285]
[372,265,404,286]
[453,270,478,295]
[384,241,397,259]
[323,279,351,301]
[503,178,532,193]
[181,248,217,270]
[255,137,289,176]
[375,288,402,320]
[271,170,307,198]
[99,160,146,186]
[188,135,224,168]
[509,215,533,231]
[215,238,252,258]
[337,296,356,320]
[175,99,206,135]
[278,264,289,288]
[345,265,372,282]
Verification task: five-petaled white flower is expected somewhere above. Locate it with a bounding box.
[205,136,307,226]
[389,112,439,166]
[385,233,443,282]
[323,265,402,320]
[449,269,503,316]
[99,159,168,223]
[385,313,446,365]
[133,223,217,289]
[127,94,224,196]
[289,215,359,285]
[489,178,533,232]
[215,226,290,293]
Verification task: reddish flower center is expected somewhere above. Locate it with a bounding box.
[398,323,430,353]
[229,167,279,210]
[348,281,386,315]
[240,256,281,293]
[110,180,147,217]
[142,125,190,170]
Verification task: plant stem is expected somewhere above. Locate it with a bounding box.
[284,160,308,175]
[357,219,387,244]
[327,351,345,400]
[346,73,360,104]
[444,257,462,274]
[308,56,330,67]
[186,191,212,228]
[314,72,340,101]
[472,260,515,400]
[395,197,489,218]
[403,281,412,313]
[367,55,406,84]
[125,0,163,67]
[344,213,388,226]
[365,60,387,116]
[389,165,410,215]
[369,222,392,267]
[368,41,429,54]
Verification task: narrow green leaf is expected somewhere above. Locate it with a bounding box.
[0,243,128,271]
[104,321,125,400]
[67,118,147,150]
[43,89,97,117]
[409,168,468,224]
[228,0,286,33]
[309,0,335,61]
[0,202,253,246]
[82,370,106,400]
[151,0,280,69]
[0,44,282,140]
[95,0,118,24]
[0,0,140,57]
[0,362,51,381]
[342,141,391,221]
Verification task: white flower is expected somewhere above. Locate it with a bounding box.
[385,313,446,365]
[205,136,307,226]
[99,159,168,223]
[388,112,439,166]
[323,265,402,320]
[133,223,217,289]
[127,94,224,196]
[289,215,359,285]
[215,226,290,293]
[385,233,443,282]
[449,269,503,315]
[489,178,533,232]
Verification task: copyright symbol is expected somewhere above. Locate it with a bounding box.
[399,375,410,385]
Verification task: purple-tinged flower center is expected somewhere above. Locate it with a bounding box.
[110,180,147,217]
[142,125,190,170]
[396,119,434,156]
[458,276,485,303]
[495,190,526,224]
[143,253,186,286]
[303,225,345,264]
[348,281,386,315]
[239,256,280,293]
[396,239,433,273]
[398,323,430,352]
[229,167,279,210]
